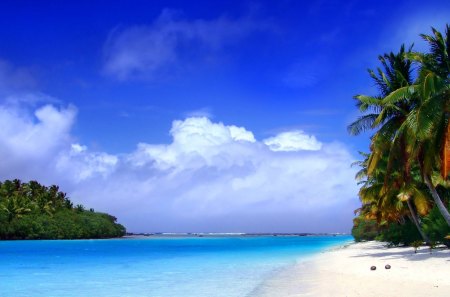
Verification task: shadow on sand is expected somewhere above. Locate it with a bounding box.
[349,242,450,262]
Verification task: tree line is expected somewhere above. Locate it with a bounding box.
[349,25,450,247]
[0,179,126,239]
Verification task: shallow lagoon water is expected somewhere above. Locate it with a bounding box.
[0,235,352,297]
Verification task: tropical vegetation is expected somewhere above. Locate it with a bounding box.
[349,25,450,247]
[0,179,126,239]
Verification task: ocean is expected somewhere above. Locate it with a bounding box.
[0,235,352,297]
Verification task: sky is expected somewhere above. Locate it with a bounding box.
[0,0,449,233]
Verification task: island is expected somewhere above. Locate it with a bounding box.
[0,179,125,240]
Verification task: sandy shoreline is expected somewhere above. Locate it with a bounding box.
[255,241,450,297]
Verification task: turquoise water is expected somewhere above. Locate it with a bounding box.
[0,235,352,297]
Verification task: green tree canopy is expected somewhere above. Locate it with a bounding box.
[0,179,126,240]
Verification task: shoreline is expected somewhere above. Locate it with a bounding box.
[256,241,450,297]
[252,240,353,296]
[123,233,348,237]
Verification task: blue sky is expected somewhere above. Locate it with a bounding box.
[0,0,449,232]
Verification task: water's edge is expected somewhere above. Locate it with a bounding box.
[249,238,354,297]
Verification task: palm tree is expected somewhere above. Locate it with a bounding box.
[354,150,431,243]
[348,45,414,136]
[348,45,436,241]
[348,44,417,199]
[348,45,417,183]
[382,25,450,225]
[0,194,32,222]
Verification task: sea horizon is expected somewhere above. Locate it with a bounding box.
[123,232,350,237]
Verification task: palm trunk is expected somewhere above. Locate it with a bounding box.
[441,122,450,179]
[406,199,430,244]
[424,174,450,226]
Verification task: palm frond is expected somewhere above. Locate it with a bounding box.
[411,186,431,216]
[347,114,379,135]
[382,85,418,105]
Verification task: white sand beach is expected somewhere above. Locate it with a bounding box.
[255,241,450,297]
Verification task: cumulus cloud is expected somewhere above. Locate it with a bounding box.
[103,9,267,80]
[0,104,76,181]
[263,131,322,151]
[128,117,256,171]
[183,107,214,119]
[56,143,118,182]
[0,103,359,233]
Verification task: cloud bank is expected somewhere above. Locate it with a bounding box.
[0,101,358,233]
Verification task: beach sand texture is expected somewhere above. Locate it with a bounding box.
[255,241,450,297]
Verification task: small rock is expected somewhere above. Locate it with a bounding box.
[385,264,391,269]
[370,266,376,271]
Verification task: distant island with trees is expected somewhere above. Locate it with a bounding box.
[0,179,125,240]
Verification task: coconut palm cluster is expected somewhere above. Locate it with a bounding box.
[350,25,450,247]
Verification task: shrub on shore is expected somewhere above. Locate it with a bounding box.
[351,217,379,242]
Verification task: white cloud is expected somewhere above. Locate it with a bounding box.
[71,143,87,154]
[57,144,118,182]
[128,117,256,171]
[183,107,214,119]
[103,9,267,80]
[0,104,76,180]
[0,103,359,233]
[263,131,322,151]
[0,102,117,184]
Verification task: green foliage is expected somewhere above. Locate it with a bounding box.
[410,240,423,253]
[376,220,422,246]
[0,179,125,240]
[351,217,379,242]
[422,204,450,247]
[428,241,437,253]
[352,203,450,246]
